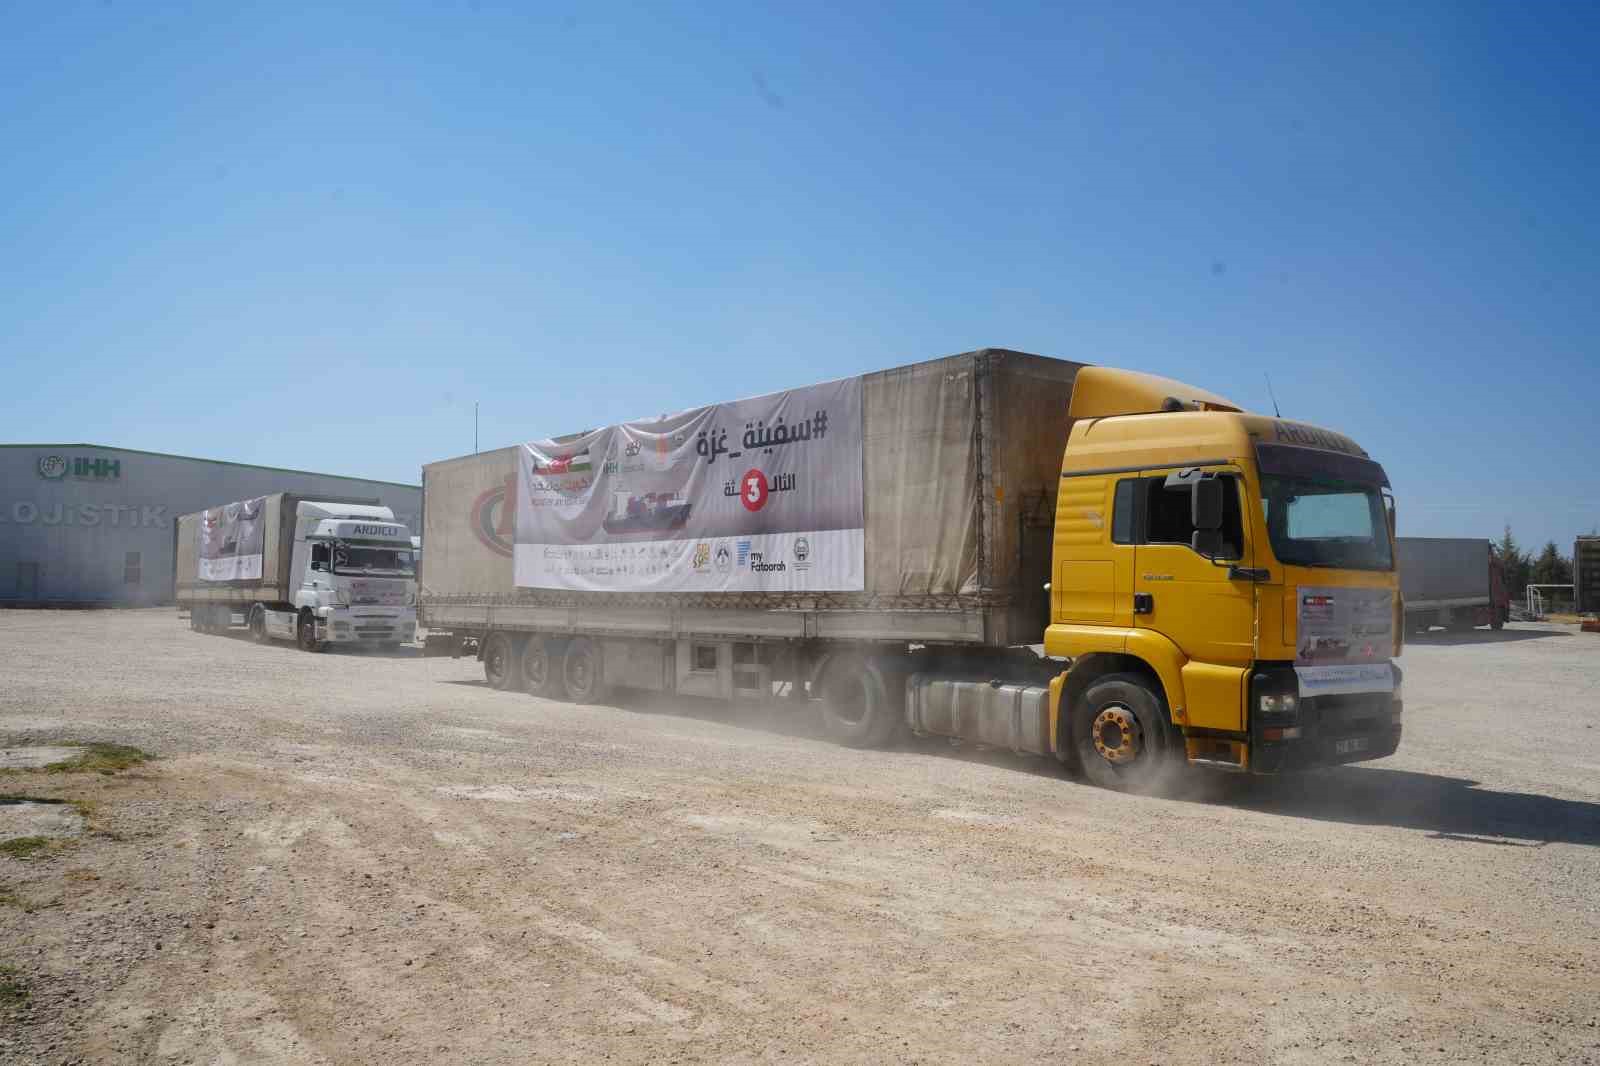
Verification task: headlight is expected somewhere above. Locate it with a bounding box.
[1260,693,1298,714]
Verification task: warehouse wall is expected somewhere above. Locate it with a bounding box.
[0,445,419,606]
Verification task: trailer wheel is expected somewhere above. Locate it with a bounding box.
[520,637,567,700]
[1072,673,1180,794]
[561,638,607,704]
[482,632,517,690]
[297,611,324,653]
[249,605,269,644]
[817,655,900,749]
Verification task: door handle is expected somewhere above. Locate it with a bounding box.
[1133,592,1154,615]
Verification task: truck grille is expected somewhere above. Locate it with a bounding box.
[1311,692,1390,736]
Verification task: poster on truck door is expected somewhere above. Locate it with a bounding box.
[513,377,864,592]
[1293,585,1395,696]
[197,496,267,581]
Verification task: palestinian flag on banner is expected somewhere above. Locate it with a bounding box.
[533,448,592,475]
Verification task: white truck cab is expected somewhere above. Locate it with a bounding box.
[285,502,417,649]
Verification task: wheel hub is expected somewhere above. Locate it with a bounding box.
[1092,704,1142,764]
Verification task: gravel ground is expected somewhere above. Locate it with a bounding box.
[2,608,1598,1065]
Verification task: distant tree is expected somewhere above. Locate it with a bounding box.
[1531,541,1573,587]
[1493,524,1532,598]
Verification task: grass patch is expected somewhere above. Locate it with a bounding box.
[44,743,151,775]
[0,966,27,1008]
[0,888,24,909]
[0,837,51,860]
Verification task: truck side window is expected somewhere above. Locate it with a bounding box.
[310,543,330,572]
[1141,475,1244,558]
[1111,479,1136,545]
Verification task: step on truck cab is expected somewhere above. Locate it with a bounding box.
[176,494,417,650]
[419,349,1401,792]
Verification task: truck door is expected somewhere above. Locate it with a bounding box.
[1052,473,1138,632]
[1131,467,1255,669]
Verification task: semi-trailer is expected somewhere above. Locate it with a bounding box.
[175,493,417,650]
[419,348,1403,791]
[1396,537,1508,632]
[1577,536,1600,617]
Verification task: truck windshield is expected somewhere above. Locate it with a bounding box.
[1260,475,1393,571]
[332,546,415,576]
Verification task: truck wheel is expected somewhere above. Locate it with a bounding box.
[297,612,324,653]
[561,638,607,704]
[249,605,270,644]
[817,655,900,749]
[1072,673,1180,794]
[521,638,567,700]
[482,633,517,690]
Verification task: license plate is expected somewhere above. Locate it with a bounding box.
[1334,737,1370,755]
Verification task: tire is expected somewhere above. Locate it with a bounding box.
[520,637,567,700]
[297,612,324,653]
[249,605,270,644]
[817,654,902,749]
[561,637,607,704]
[482,632,517,690]
[1071,672,1182,794]
[189,611,201,632]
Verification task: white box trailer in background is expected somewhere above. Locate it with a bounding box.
[419,349,1081,745]
[1396,537,1508,632]
[175,493,417,650]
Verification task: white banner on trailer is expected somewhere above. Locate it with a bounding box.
[513,377,864,592]
[197,496,267,581]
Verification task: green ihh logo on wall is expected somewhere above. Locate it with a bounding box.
[37,453,122,481]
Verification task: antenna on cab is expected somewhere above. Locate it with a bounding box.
[1264,373,1282,418]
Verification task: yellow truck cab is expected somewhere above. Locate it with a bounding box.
[1046,367,1403,790]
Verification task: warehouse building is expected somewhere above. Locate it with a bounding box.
[0,444,420,607]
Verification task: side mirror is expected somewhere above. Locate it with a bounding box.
[1192,529,1224,558]
[1192,478,1224,531]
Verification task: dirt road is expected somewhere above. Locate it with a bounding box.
[3,609,1598,1064]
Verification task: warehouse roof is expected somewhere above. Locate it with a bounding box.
[1,443,418,490]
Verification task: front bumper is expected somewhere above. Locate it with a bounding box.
[1249,665,1403,773]
[318,607,416,643]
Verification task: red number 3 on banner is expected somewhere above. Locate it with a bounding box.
[740,469,769,512]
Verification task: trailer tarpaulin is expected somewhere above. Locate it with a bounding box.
[514,377,865,591]
[197,496,267,581]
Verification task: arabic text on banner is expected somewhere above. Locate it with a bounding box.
[513,378,864,592]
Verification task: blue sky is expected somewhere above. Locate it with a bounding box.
[2,1,1595,550]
